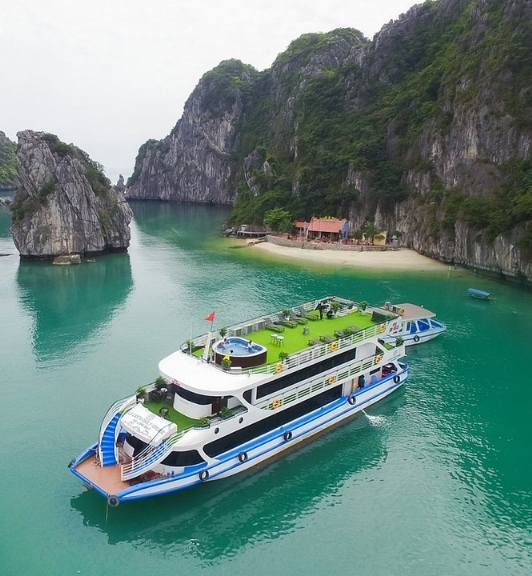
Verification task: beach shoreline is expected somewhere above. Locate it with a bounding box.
[246,239,448,271]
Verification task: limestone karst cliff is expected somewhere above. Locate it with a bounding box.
[11,130,133,259]
[127,0,532,282]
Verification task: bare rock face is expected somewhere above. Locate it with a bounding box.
[11,131,133,259]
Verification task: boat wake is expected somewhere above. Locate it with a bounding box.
[362,410,386,426]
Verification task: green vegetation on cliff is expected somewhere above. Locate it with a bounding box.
[223,1,532,257]
[0,132,16,189]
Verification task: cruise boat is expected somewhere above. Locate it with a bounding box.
[380,302,446,346]
[69,296,409,505]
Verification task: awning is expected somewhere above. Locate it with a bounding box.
[120,403,177,445]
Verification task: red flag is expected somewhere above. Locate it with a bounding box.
[205,311,215,322]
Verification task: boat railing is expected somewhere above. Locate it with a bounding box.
[185,306,388,377]
[99,394,137,439]
[247,322,382,376]
[255,352,380,412]
[120,430,182,481]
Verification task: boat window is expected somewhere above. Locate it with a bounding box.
[161,450,205,466]
[418,319,430,332]
[204,385,343,458]
[175,387,213,405]
[256,347,358,399]
[430,320,443,328]
[243,389,252,403]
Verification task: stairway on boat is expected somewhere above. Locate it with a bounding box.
[99,413,120,466]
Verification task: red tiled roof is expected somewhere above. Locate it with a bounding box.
[308,218,345,233]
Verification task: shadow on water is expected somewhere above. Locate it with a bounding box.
[70,392,405,562]
[16,254,133,362]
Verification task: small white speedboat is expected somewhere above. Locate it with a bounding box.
[381,302,446,346]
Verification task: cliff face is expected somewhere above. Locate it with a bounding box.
[11,131,133,258]
[127,0,532,282]
[127,60,258,203]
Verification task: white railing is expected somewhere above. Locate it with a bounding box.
[183,298,395,377]
[98,395,136,442]
[120,431,181,480]
[256,353,379,412]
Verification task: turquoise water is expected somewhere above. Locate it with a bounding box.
[1,201,531,575]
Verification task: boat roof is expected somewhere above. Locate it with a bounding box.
[395,303,436,320]
[468,288,491,297]
[159,350,265,395]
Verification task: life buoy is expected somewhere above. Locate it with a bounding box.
[328,375,336,384]
[374,354,383,364]
[238,452,248,463]
[107,495,119,507]
[330,341,338,352]
[379,324,386,333]
[399,308,405,316]
[283,431,292,441]
[275,363,283,373]
[199,469,209,481]
[272,398,281,409]
[413,335,420,343]
[394,375,400,384]
[348,395,356,405]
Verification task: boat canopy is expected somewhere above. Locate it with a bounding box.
[120,403,177,445]
[467,288,491,299]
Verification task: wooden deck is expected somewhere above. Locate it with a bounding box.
[75,454,130,495]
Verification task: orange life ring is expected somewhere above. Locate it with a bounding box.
[275,363,283,373]
[379,324,386,333]
[374,354,383,364]
[328,375,336,384]
[399,308,405,316]
[330,341,338,352]
[272,398,281,409]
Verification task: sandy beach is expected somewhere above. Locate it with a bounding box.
[248,240,448,271]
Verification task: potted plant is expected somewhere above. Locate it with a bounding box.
[282,308,291,321]
[155,376,167,389]
[278,351,289,361]
[136,386,147,401]
[197,417,210,428]
[330,301,341,316]
[359,301,368,314]
[395,336,404,347]
[219,327,228,339]
[221,354,232,371]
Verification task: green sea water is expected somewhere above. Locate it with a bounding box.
[1,201,531,575]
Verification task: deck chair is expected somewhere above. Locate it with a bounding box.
[308,338,320,346]
[263,317,284,332]
[319,334,335,343]
[348,325,361,333]
[277,314,297,328]
[289,310,307,325]
[299,307,320,321]
[334,329,347,338]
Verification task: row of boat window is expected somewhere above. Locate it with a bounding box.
[150,384,344,466]
[256,347,361,400]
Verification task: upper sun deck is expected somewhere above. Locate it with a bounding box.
[158,297,401,394]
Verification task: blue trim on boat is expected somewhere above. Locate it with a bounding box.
[114,365,409,501]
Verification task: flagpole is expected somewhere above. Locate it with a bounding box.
[202,311,215,362]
